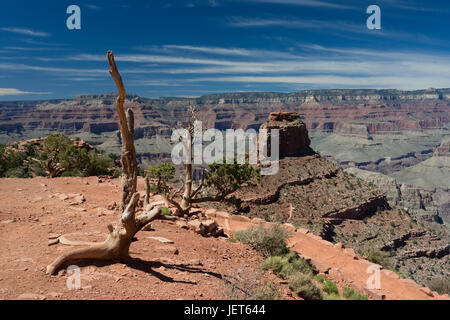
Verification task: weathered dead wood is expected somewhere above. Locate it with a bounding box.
[46,51,174,275]
[161,102,198,215]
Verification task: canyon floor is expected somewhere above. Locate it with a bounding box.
[0,176,447,300]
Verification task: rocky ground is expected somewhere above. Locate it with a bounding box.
[1,176,447,300]
[212,155,449,287]
[0,176,295,300]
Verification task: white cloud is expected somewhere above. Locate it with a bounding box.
[185,75,450,90]
[9,42,450,91]
[226,17,447,46]
[137,44,300,59]
[0,62,107,75]
[236,0,355,9]
[0,88,51,96]
[208,0,220,7]
[382,0,445,12]
[227,17,370,34]
[162,45,253,56]
[86,4,102,10]
[0,27,50,37]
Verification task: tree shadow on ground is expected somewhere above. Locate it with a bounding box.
[53,256,224,285]
[125,257,224,284]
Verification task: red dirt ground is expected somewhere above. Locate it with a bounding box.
[0,177,293,300]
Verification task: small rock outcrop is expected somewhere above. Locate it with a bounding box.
[344,167,442,223]
[260,111,312,158]
[186,218,224,237]
[434,139,450,157]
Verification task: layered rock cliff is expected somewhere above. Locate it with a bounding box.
[2,88,448,172]
[259,111,312,158]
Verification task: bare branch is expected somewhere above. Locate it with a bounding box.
[145,176,151,206]
[107,51,130,146]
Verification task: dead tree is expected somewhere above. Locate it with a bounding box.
[160,102,260,215]
[46,51,175,275]
[163,102,199,215]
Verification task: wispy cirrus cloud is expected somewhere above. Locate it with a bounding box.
[0,62,107,75]
[382,0,446,12]
[0,27,50,37]
[226,16,448,47]
[7,41,450,91]
[161,45,253,56]
[0,88,51,96]
[227,16,369,34]
[137,44,302,59]
[235,0,355,9]
[184,74,450,90]
[86,4,102,10]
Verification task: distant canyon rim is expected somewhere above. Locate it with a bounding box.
[1,88,449,224]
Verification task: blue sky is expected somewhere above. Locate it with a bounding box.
[0,0,449,100]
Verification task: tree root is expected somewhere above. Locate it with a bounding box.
[46,242,113,275]
[58,234,105,246]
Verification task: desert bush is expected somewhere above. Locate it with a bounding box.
[235,224,291,257]
[146,163,176,193]
[251,283,281,300]
[324,293,342,300]
[194,158,261,212]
[160,207,171,216]
[262,251,312,279]
[314,274,325,283]
[4,166,29,178]
[342,286,368,300]
[204,159,260,196]
[41,134,115,177]
[222,268,280,300]
[365,249,391,269]
[0,145,28,177]
[427,277,450,295]
[83,149,115,176]
[322,279,339,295]
[287,272,323,300]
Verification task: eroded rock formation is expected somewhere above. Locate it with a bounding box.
[259,111,311,158]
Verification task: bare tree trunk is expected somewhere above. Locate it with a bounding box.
[180,163,192,213]
[46,51,174,275]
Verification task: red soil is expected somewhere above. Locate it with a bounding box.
[0,177,291,300]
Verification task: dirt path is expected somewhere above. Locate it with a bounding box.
[208,212,449,300]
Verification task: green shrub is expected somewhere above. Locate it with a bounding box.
[322,279,339,295]
[235,224,291,257]
[40,134,116,177]
[288,273,323,300]
[146,163,176,193]
[342,286,368,300]
[314,274,325,283]
[250,283,281,300]
[365,249,391,269]
[4,166,30,178]
[0,146,28,177]
[160,207,171,216]
[262,251,312,279]
[84,150,115,176]
[324,293,342,300]
[427,277,450,295]
[222,268,280,300]
[203,158,261,211]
